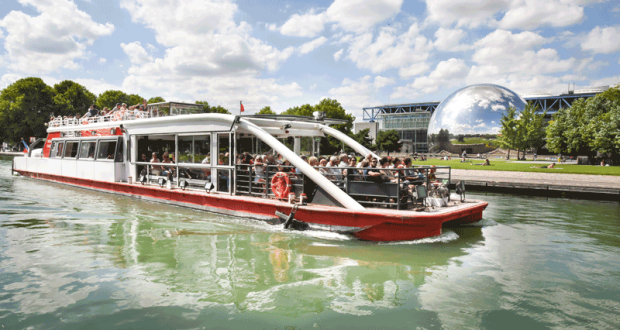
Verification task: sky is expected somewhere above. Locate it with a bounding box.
[0,0,619,121]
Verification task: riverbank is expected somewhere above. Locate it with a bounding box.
[451,169,620,201]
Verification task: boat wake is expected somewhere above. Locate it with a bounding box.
[383,231,460,245]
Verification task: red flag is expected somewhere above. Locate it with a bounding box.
[240,101,244,112]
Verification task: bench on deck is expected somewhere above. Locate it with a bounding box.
[346,181,409,209]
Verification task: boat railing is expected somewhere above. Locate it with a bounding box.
[48,110,152,128]
[233,163,452,210]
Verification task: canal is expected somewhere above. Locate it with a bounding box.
[1,156,619,329]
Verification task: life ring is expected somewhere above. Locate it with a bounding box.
[271,172,291,199]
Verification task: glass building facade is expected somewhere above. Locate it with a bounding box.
[378,112,431,153]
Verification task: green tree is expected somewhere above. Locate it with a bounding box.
[0,77,58,142]
[96,90,130,110]
[195,101,231,114]
[546,94,620,162]
[348,128,374,150]
[599,86,620,103]
[497,106,519,159]
[257,106,276,115]
[375,129,402,156]
[53,80,96,117]
[147,96,166,104]
[281,104,314,116]
[522,103,547,153]
[128,94,144,106]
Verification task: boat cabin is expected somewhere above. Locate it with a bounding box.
[28,102,454,211]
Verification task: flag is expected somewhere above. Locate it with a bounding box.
[240,101,244,113]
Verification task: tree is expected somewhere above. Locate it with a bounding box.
[546,94,620,163]
[257,106,276,115]
[521,102,547,154]
[497,106,519,159]
[0,77,58,142]
[375,129,402,156]
[128,94,144,106]
[53,80,96,116]
[96,90,130,110]
[281,104,314,116]
[147,96,165,104]
[195,101,231,114]
[348,128,374,150]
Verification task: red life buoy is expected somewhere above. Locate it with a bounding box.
[271,172,291,199]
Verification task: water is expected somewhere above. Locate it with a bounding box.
[1,156,620,329]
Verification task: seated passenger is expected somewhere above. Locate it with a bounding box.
[364,159,388,183]
[150,152,162,175]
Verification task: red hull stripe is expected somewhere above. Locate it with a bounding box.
[15,170,488,242]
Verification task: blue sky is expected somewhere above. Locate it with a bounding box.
[0,0,619,120]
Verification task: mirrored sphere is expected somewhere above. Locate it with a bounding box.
[427,84,526,154]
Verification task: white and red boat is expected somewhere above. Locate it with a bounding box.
[12,102,487,241]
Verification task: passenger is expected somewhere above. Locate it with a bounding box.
[308,156,318,167]
[150,152,162,176]
[364,159,388,183]
[253,155,265,181]
[318,158,331,178]
[161,153,175,180]
[338,154,349,177]
[87,104,99,117]
[328,156,342,180]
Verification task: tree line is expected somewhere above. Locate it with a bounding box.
[0,77,231,144]
[499,86,620,162]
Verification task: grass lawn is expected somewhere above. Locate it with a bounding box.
[412,159,620,176]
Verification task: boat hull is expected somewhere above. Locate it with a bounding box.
[14,170,488,242]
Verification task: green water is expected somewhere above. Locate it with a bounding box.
[1,156,619,329]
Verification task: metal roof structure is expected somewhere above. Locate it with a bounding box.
[362,88,610,121]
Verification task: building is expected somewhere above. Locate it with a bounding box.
[362,85,612,153]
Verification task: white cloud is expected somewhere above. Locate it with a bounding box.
[279,0,402,37]
[581,26,620,54]
[280,10,327,37]
[117,0,301,111]
[333,49,344,61]
[266,23,277,32]
[392,58,468,99]
[346,23,433,73]
[433,28,469,52]
[309,84,317,91]
[470,30,574,76]
[0,0,114,74]
[327,75,395,114]
[425,0,511,28]
[99,58,107,64]
[298,36,328,55]
[121,41,153,64]
[0,73,21,89]
[398,62,430,78]
[498,0,584,30]
[425,0,589,30]
[325,0,403,34]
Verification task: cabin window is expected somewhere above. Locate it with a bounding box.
[217,133,231,166]
[137,135,175,162]
[116,138,124,162]
[63,141,79,158]
[97,140,117,160]
[50,141,64,158]
[78,141,96,159]
[179,135,210,164]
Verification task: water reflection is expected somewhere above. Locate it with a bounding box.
[2,157,620,329]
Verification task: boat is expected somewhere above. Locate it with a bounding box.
[11,102,487,242]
